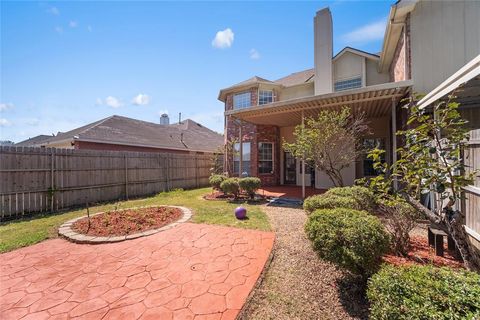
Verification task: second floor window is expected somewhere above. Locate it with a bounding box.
[258,90,273,105]
[334,76,362,91]
[233,92,251,109]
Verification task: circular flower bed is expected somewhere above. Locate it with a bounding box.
[72,206,182,237]
[58,206,192,244]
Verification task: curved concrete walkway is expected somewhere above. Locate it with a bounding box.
[0,223,274,320]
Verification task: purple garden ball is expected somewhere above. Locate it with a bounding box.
[235,206,247,220]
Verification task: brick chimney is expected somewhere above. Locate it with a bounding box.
[314,8,333,95]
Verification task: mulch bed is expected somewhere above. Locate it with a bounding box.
[203,190,266,203]
[383,235,464,269]
[72,206,183,237]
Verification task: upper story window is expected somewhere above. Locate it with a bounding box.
[233,92,251,109]
[258,90,274,105]
[334,76,362,92]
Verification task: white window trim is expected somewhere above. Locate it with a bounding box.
[233,91,252,109]
[258,142,275,175]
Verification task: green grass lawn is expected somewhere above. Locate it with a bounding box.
[0,187,271,253]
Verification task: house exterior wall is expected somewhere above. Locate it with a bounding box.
[410,1,480,93]
[333,52,363,83]
[279,83,314,101]
[366,59,390,86]
[389,15,411,82]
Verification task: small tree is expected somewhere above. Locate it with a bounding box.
[283,107,369,187]
[367,94,480,270]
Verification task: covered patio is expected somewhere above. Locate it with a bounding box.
[226,80,412,198]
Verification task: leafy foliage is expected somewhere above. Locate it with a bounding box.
[305,208,390,277]
[220,178,240,198]
[365,95,480,269]
[283,107,369,187]
[303,193,361,213]
[209,174,227,190]
[368,264,480,320]
[326,186,376,212]
[238,177,261,199]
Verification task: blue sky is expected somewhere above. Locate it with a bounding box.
[1,1,392,142]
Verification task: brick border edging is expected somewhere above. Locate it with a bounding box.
[58,205,192,244]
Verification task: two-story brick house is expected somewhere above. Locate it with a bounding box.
[219,1,479,202]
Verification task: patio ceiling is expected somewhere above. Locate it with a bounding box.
[225,80,413,126]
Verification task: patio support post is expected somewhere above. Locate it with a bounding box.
[391,96,398,190]
[302,110,306,199]
[238,119,243,178]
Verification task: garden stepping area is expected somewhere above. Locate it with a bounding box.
[0,223,274,320]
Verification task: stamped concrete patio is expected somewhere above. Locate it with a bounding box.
[0,223,274,320]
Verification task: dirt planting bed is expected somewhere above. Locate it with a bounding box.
[72,206,183,237]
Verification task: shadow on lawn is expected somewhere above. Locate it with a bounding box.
[336,274,369,320]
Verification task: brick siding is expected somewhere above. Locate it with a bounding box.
[390,14,411,82]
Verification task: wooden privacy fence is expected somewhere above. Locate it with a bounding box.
[0,146,215,220]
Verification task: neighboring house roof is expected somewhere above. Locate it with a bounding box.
[15,135,54,147]
[42,115,224,153]
[275,68,315,87]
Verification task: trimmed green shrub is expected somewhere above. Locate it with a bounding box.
[326,186,376,212]
[368,264,480,320]
[220,178,240,198]
[239,177,261,199]
[209,174,227,190]
[303,194,362,213]
[305,208,390,277]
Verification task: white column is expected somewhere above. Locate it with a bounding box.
[238,120,243,178]
[391,97,398,190]
[302,110,306,199]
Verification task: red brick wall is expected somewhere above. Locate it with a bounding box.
[74,141,192,154]
[224,87,280,185]
[390,14,411,82]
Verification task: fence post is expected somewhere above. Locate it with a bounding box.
[50,148,55,212]
[124,154,129,200]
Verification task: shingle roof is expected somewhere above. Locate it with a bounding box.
[274,68,315,87]
[43,115,223,153]
[15,135,55,147]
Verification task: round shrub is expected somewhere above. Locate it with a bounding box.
[368,264,480,320]
[303,193,362,213]
[239,177,261,199]
[220,178,240,198]
[209,174,227,190]
[326,186,376,212]
[305,208,390,277]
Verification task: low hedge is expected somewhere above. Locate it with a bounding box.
[305,208,390,277]
[368,264,480,320]
[209,174,227,189]
[303,193,362,213]
[238,177,261,199]
[220,178,240,198]
[326,186,376,212]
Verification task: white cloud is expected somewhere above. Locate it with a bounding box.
[47,6,60,16]
[341,17,387,44]
[55,26,63,34]
[0,118,11,127]
[25,118,40,126]
[105,96,123,108]
[212,28,234,49]
[0,103,14,111]
[87,25,93,32]
[249,48,260,60]
[132,94,151,106]
[69,21,78,28]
